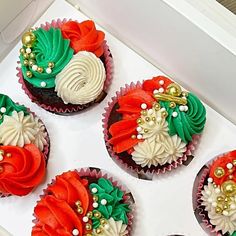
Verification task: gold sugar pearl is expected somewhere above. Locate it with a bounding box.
[87,211,93,218]
[26,71,32,78]
[229,175,234,179]
[145,117,150,122]
[169,102,176,108]
[22,31,36,47]
[166,83,182,97]
[20,48,25,54]
[29,53,35,59]
[95,228,102,234]
[94,211,102,218]
[29,60,35,67]
[6,153,11,158]
[154,103,160,110]
[85,223,92,231]
[221,180,236,196]
[100,218,106,225]
[141,110,147,116]
[217,196,224,202]
[152,117,156,121]
[215,206,222,214]
[23,60,29,66]
[162,111,168,118]
[48,62,54,68]
[233,160,236,166]
[75,200,81,206]
[37,67,43,73]
[77,207,83,214]
[214,167,225,178]
[23,53,29,59]
[131,135,136,139]
[137,118,143,124]
[93,195,98,202]
[144,129,148,133]
[182,91,188,97]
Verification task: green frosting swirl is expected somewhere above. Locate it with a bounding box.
[89,178,130,229]
[231,231,236,236]
[20,27,74,88]
[160,93,206,143]
[0,94,28,124]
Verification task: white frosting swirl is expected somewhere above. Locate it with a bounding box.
[93,218,128,236]
[160,135,187,165]
[55,51,106,105]
[0,111,47,150]
[201,182,236,234]
[132,138,167,167]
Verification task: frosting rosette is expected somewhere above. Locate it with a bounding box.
[0,144,46,196]
[18,19,112,114]
[32,169,133,236]
[195,150,236,236]
[104,76,206,177]
[61,20,105,57]
[0,94,49,196]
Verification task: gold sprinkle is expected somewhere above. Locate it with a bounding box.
[131,134,136,139]
[214,167,225,178]
[85,223,92,230]
[93,195,98,202]
[77,207,83,214]
[6,153,12,158]
[145,117,150,122]
[75,200,81,206]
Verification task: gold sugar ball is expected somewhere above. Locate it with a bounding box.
[85,223,92,230]
[152,117,156,121]
[48,62,54,68]
[182,91,188,97]
[154,103,160,110]
[93,195,98,202]
[29,53,35,59]
[215,206,222,214]
[6,153,11,157]
[233,160,236,166]
[23,60,29,66]
[37,67,43,73]
[221,180,236,196]
[137,118,143,124]
[145,117,150,122]
[166,83,182,97]
[28,60,35,67]
[95,228,102,234]
[23,53,29,59]
[214,167,225,178]
[141,110,147,116]
[144,129,148,133]
[75,200,81,206]
[223,204,229,210]
[20,48,25,54]
[26,71,32,78]
[217,196,224,202]
[169,102,176,108]
[94,211,102,218]
[77,207,83,214]
[131,134,136,139]
[100,218,106,225]
[162,111,168,118]
[87,211,93,218]
[22,31,36,47]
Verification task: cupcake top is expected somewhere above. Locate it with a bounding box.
[200,151,236,235]
[32,170,132,236]
[106,76,206,171]
[0,94,48,196]
[18,20,109,108]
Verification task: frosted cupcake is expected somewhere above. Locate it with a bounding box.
[17,19,113,114]
[103,76,206,178]
[32,168,134,235]
[0,94,49,196]
[195,150,236,236]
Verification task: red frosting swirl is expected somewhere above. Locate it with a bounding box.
[32,171,92,236]
[209,150,236,185]
[0,144,46,196]
[108,76,173,153]
[61,20,105,57]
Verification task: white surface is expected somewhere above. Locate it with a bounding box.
[0,0,236,235]
[75,0,236,125]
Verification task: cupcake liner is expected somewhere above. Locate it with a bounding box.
[102,81,201,180]
[17,18,113,114]
[0,106,50,198]
[193,151,233,236]
[32,167,135,236]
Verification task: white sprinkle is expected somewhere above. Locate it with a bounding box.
[91,187,98,194]
[82,216,89,222]
[46,67,52,74]
[101,199,107,205]
[160,108,166,112]
[137,134,143,140]
[159,80,164,85]
[26,48,31,54]
[184,106,189,112]
[179,105,185,112]
[141,103,147,109]
[172,111,178,117]
[227,163,233,169]
[136,127,142,132]
[208,177,213,183]
[72,228,79,235]
[40,81,46,87]
[0,107,6,113]
[153,89,159,94]
[223,210,229,216]
[158,87,164,93]
[32,65,38,71]
[93,202,98,208]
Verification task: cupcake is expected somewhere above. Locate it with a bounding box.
[195,150,236,236]
[32,168,134,236]
[103,76,206,178]
[17,19,113,114]
[0,94,49,196]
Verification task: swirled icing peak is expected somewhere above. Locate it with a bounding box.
[0,94,28,124]
[55,51,106,105]
[20,27,74,88]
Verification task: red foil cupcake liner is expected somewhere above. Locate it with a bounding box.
[103,81,201,180]
[193,151,233,236]
[17,18,113,114]
[32,167,135,236]
[0,107,50,198]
